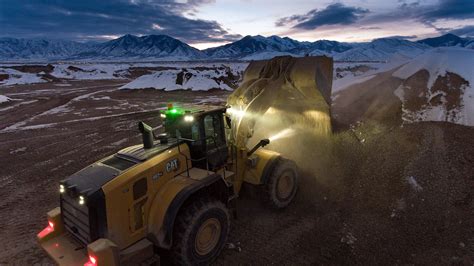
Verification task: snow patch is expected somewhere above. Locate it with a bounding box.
[393,47,474,88]
[406,176,423,192]
[0,95,11,103]
[120,68,234,91]
[393,47,474,126]
[10,147,27,154]
[0,68,46,86]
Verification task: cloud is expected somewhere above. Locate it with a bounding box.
[391,0,474,33]
[276,3,369,30]
[383,35,418,40]
[421,0,474,22]
[392,0,474,28]
[0,0,241,43]
[360,26,382,30]
[448,25,474,37]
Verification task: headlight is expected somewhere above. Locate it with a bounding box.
[160,113,166,118]
[59,184,65,194]
[79,196,85,205]
[184,115,194,122]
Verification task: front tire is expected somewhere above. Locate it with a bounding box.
[263,158,299,209]
[171,198,230,265]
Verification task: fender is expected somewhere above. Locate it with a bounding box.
[260,156,281,184]
[147,173,231,249]
[244,148,281,185]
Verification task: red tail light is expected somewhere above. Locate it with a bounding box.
[84,255,97,266]
[37,221,54,239]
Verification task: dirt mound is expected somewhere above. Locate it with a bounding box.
[333,48,474,128]
[293,121,474,264]
[0,74,9,82]
[66,65,95,72]
[393,47,474,126]
[332,68,403,130]
[325,52,473,264]
[10,64,54,74]
[396,70,471,125]
[125,66,176,79]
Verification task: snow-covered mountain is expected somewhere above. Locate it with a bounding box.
[418,34,474,48]
[205,36,436,61]
[204,35,302,59]
[1,33,472,62]
[77,34,206,60]
[307,40,353,55]
[334,38,430,62]
[0,38,90,60]
[0,35,205,61]
[204,35,352,59]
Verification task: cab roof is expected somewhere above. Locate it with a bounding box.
[162,105,227,117]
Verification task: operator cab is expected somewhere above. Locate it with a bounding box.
[160,105,228,170]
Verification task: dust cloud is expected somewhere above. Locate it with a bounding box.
[225,56,340,195]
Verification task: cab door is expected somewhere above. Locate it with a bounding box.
[203,113,228,169]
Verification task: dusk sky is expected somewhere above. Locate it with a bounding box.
[1,0,473,49]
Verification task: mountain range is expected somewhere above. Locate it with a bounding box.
[0,33,472,62]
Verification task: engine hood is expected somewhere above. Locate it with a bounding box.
[61,139,180,197]
[61,163,120,197]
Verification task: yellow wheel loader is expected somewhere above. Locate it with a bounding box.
[37,56,333,265]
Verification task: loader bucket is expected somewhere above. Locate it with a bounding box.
[227,56,333,148]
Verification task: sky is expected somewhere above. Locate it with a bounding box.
[0,0,473,49]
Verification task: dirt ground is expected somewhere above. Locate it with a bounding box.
[0,79,473,265]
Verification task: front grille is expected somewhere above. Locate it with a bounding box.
[61,193,91,245]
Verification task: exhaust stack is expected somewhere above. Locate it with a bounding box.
[138,122,154,149]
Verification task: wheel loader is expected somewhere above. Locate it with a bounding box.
[37,56,333,265]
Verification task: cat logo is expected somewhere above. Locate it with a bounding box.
[166,159,179,173]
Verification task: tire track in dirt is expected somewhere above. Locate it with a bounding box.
[0,83,127,132]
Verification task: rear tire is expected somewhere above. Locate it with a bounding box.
[171,198,230,265]
[263,158,299,209]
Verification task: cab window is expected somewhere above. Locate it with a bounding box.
[203,114,224,148]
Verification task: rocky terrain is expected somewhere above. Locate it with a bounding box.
[0,47,473,265]
[0,62,247,91]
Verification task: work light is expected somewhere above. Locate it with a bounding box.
[79,195,85,205]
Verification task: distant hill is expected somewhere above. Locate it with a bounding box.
[418,33,474,48]
[204,35,306,58]
[204,35,353,59]
[333,38,430,62]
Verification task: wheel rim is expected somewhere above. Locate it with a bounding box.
[277,171,294,199]
[195,218,221,256]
